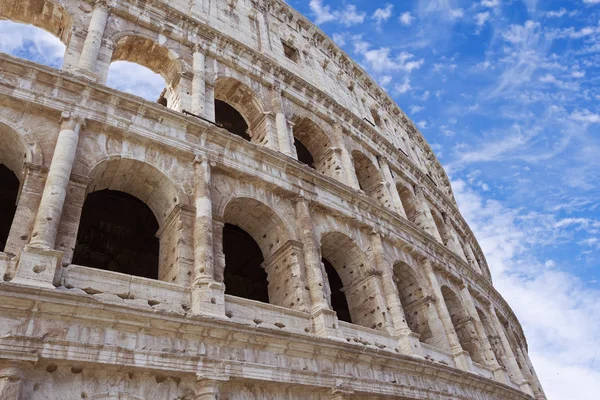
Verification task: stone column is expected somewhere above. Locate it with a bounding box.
[0,362,26,400]
[332,123,360,189]
[413,186,443,242]
[377,157,407,218]
[191,156,224,316]
[271,86,295,157]
[194,379,223,400]
[422,258,472,370]
[192,47,206,117]
[30,113,84,250]
[489,306,532,395]
[515,346,546,399]
[204,59,216,123]
[14,113,84,288]
[370,232,421,355]
[3,163,46,261]
[296,198,339,337]
[77,1,110,78]
[458,284,504,377]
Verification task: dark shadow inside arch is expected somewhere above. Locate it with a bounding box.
[0,164,19,251]
[72,189,159,279]
[223,223,268,303]
[323,257,351,323]
[294,138,315,168]
[215,99,251,141]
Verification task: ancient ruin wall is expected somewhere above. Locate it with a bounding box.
[0,0,546,399]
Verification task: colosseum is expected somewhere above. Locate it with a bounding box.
[0,0,547,399]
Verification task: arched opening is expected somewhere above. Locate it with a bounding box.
[72,190,159,279]
[431,209,449,246]
[0,21,66,68]
[215,99,250,141]
[320,231,386,330]
[223,223,268,302]
[352,151,381,193]
[393,262,433,343]
[370,108,382,128]
[214,78,264,145]
[477,307,505,369]
[397,184,418,223]
[441,286,485,364]
[106,61,166,103]
[291,118,334,173]
[0,164,19,251]
[107,36,181,109]
[294,137,315,168]
[0,0,71,69]
[322,257,351,322]
[221,197,300,308]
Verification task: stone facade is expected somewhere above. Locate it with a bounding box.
[0,0,546,399]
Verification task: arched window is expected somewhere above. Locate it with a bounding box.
[215,99,250,141]
[106,36,182,109]
[0,164,19,251]
[397,184,418,223]
[294,137,315,168]
[352,151,394,210]
[72,190,160,279]
[322,257,351,323]
[214,78,265,145]
[0,0,71,69]
[441,286,485,364]
[320,231,386,330]
[291,118,334,174]
[223,223,268,302]
[220,197,303,309]
[106,61,166,103]
[393,262,433,343]
[476,307,505,369]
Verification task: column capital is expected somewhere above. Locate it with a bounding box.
[60,111,86,130]
[93,0,110,10]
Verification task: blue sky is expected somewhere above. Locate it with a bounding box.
[0,1,599,398]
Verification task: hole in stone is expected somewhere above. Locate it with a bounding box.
[0,164,19,252]
[323,257,351,323]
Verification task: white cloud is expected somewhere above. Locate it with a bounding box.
[417,120,428,129]
[332,32,347,46]
[545,8,568,18]
[476,12,490,27]
[409,105,425,114]
[372,4,393,24]
[399,12,415,26]
[570,109,600,124]
[449,8,464,19]
[352,37,424,74]
[452,179,600,400]
[481,0,500,7]
[583,0,600,4]
[393,77,412,94]
[309,0,365,26]
[106,61,165,101]
[0,20,65,68]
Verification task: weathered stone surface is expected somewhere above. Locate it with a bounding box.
[0,0,546,399]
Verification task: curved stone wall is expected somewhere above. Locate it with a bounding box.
[0,0,546,399]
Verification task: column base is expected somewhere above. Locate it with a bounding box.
[312,308,342,339]
[0,252,14,281]
[70,68,100,82]
[452,349,474,371]
[13,245,62,288]
[191,281,226,317]
[491,366,511,385]
[395,331,423,357]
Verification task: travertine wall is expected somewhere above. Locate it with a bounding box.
[0,0,546,399]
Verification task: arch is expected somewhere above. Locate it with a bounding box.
[109,35,182,108]
[441,286,485,364]
[0,165,19,252]
[73,157,184,282]
[85,157,180,227]
[397,184,418,223]
[476,307,505,369]
[72,189,160,279]
[320,231,385,330]
[393,262,433,343]
[222,197,290,260]
[352,151,381,194]
[291,117,333,172]
[214,77,265,144]
[0,0,73,46]
[221,197,304,309]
